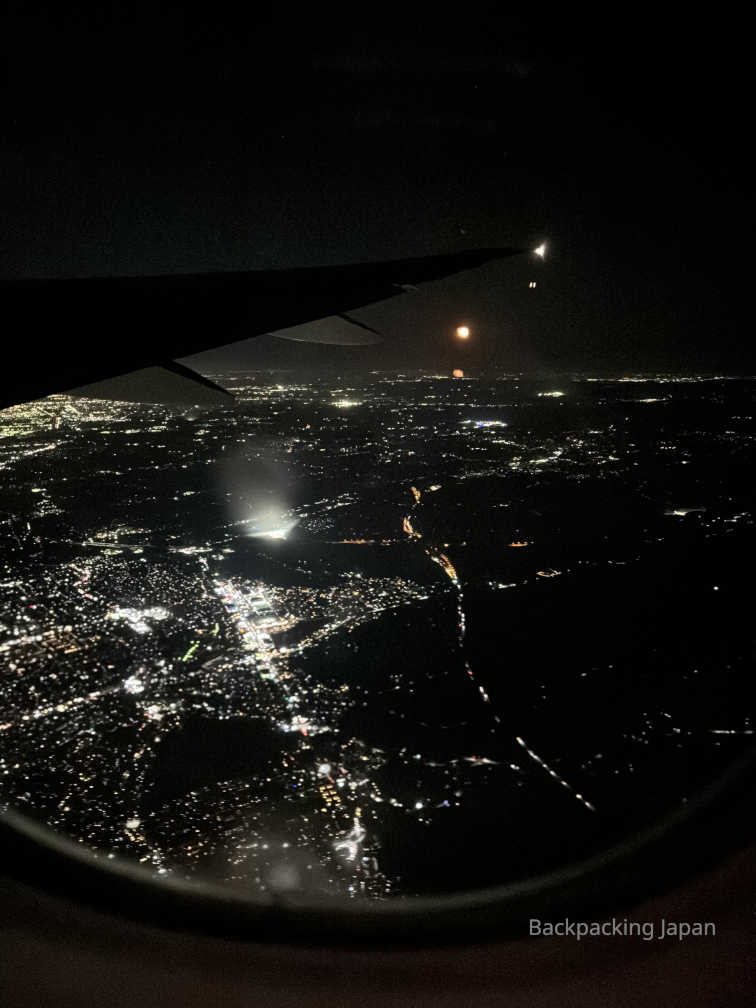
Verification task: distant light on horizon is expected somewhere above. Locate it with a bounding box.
[533,242,547,258]
[453,368,464,378]
[455,326,470,339]
[332,399,361,408]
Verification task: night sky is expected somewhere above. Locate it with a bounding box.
[2,6,753,374]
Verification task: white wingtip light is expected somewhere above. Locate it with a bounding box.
[533,242,547,258]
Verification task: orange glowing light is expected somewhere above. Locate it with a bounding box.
[453,368,464,378]
[455,326,470,339]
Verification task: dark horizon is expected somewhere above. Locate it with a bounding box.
[2,7,754,378]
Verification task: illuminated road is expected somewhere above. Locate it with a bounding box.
[214,580,278,665]
[402,486,597,814]
[402,486,493,713]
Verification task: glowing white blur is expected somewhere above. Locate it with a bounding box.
[247,520,298,540]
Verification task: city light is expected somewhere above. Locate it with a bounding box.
[455,325,470,339]
[0,369,748,905]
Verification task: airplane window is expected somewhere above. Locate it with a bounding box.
[1,349,755,906]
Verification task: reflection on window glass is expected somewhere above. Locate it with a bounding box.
[0,369,754,899]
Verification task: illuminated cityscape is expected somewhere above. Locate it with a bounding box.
[0,371,754,899]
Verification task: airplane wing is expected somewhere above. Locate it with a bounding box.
[65,361,236,407]
[0,246,530,409]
